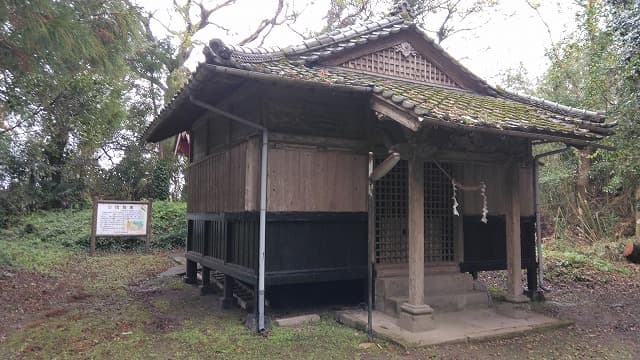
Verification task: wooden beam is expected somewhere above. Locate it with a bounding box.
[371,97,420,131]
[407,157,425,306]
[268,132,368,151]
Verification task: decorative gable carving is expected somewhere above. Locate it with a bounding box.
[339,42,462,89]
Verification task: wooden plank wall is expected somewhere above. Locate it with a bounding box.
[457,163,534,217]
[266,147,367,212]
[191,118,208,161]
[187,142,247,213]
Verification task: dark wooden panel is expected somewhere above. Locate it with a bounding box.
[460,215,536,272]
[265,212,367,273]
[228,218,258,270]
[185,211,368,285]
[192,219,206,255]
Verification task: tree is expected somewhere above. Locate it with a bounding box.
[534,0,640,241]
[321,0,499,43]
[0,0,145,215]
[137,0,300,199]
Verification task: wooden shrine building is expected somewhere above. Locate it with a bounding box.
[145,2,614,332]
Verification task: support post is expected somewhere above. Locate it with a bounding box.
[257,130,268,332]
[185,259,198,284]
[200,267,217,295]
[91,196,98,255]
[145,200,152,253]
[220,275,236,309]
[398,157,434,332]
[367,153,375,341]
[505,162,528,303]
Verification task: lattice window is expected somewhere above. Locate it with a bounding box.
[375,160,456,264]
[424,162,455,262]
[375,159,408,264]
[340,42,461,88]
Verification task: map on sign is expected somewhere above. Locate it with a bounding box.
[96,203,148,236]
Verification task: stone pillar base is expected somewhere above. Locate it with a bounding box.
[504,293,530,303]
[398,303,435,332]
[496,301,533,319]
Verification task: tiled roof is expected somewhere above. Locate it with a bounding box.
[219,61,611,140]
[146,9,615,145]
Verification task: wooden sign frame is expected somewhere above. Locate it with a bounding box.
[90,198,152,255]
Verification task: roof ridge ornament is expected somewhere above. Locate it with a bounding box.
[208,39,232,60]
[389,0,415,20]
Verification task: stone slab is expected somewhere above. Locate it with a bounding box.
[336,307,572,348]
[168,253,187,265]
[275,314,321,327]
[495,302,535,319]
[158,265,186,278]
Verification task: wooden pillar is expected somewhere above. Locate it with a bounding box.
[219,275,236,309]
[398,157,434,332]
[184,259,197,284]
[407,157,425,306]
[505,162,528,303]
[200,267,217,295]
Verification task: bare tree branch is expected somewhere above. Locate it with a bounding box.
[238,0,286,46]
[523,0,555,46]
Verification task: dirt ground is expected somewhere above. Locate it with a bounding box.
[1,252,639,359]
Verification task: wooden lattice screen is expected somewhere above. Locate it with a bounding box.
[375,160,455,264]
[375,159,408,264]
[340,42,461,88]
[424,162,455,262]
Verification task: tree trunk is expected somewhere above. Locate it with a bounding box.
[635,186,640,240]
[576,147,592,216]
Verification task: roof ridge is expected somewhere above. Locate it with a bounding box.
[203,14,409,64]
[495,88,607,123]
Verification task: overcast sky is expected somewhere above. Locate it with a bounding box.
[138,0,580,86]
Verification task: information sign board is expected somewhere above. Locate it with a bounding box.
[90,199,152,254]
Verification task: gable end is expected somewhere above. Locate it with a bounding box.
[338,42,461,89]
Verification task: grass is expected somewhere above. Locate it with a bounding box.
[542,237,632,282]
[1,207,639,359]
[3,247,636,359]
[0,201,187,271]
[0,252,374,359]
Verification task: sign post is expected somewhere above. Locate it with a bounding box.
[91,199,153,255]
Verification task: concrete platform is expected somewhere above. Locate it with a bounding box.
[336,307,571,348]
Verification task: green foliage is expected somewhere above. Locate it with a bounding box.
[0,0,147,218]
[0,0,140,80]
[98,143,155,201]
[150,201,187,249]
[0,201,186,269]
[152,160,171,201]
[534,1,640,243]
[544,240,630,282]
